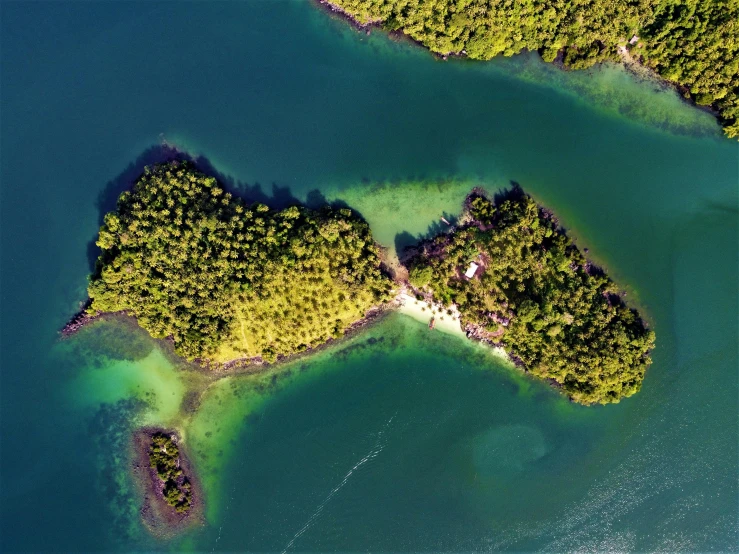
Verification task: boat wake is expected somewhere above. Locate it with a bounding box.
[281,413,396,553]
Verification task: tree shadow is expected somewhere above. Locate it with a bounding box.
[87,144,185,273]
[394,231,417,263]
[424,218,451,237]
[484,181,525,205]
[390,182,528,266]
[87,143,370,273]
[305,189,351,212]
[393,211,459,264]
[95,144,185,227]
[189,155,303,210]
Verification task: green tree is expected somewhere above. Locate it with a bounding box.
[331,0,738,139]
[88,161,393,362]
[407,190,655,405]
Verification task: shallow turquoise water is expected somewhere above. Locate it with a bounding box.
[1,1,737,551]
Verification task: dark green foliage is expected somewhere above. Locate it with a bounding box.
[408,191,655,405]
[88,162,392,362]
[638,1,739,138]
[148,433,192,512]
[332,0,738,138]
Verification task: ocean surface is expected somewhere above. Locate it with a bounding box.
[1,1,737,551]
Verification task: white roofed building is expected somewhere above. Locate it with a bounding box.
[465,262,479,279]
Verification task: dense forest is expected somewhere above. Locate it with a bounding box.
[330,0,739,138]
[148,432,192,513]
[407,189,655,405]
[88,162,392,363]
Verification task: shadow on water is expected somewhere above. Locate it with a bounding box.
[394,231,418,260]
[391,181,538,262]
[393,211,458,262]
[492,181,525,204]
[87,144,185,272]
[87,144,366,273]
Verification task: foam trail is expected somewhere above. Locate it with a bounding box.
[281,414,396,553]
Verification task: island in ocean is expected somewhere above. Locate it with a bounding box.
[71,161,652,405]
[63,160,656,534]
[320,0,738,139]
[132,428,203,536]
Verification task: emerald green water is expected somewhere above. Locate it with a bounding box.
[1,1,737,551]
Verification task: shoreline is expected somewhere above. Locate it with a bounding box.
[59,301,130,339]
[198,300,396,375]
[615,46,719,119]
[314,0,380,32]
[59,296,398,375]
[397,287,513,362]
[314,0,450,58]
[315,0,722,128]
[131,427,205,538]
[58,287,515,377]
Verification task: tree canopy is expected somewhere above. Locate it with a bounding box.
[407,190,655,405]
[88,162,392,362]
[148,432,192,514]
[331,0,739,139]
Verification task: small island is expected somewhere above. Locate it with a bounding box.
[148,432,192,513]
[405,188,655,405]
[321,0,738,139]
[132,428,203,535]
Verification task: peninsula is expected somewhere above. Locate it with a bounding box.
[321,0,738,139]
[76,162,653,405]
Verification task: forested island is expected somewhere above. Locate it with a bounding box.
[77,162,653,405]
[132,429,202,534]
[406,189,655,405]
[86,161,392,365]
[323,0,738,139]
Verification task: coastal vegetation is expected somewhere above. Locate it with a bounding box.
[327,0,739,139]
[133,428,203,535]
[406,189,655,405]
[84,161,653,404]
[148,432,192,513]
[87,161,392,363]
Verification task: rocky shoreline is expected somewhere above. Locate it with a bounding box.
[314,0,380,32]
[58,295,398,376]
[197,301,395,374]
[60,300,140,340]
[131,428,204,538]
